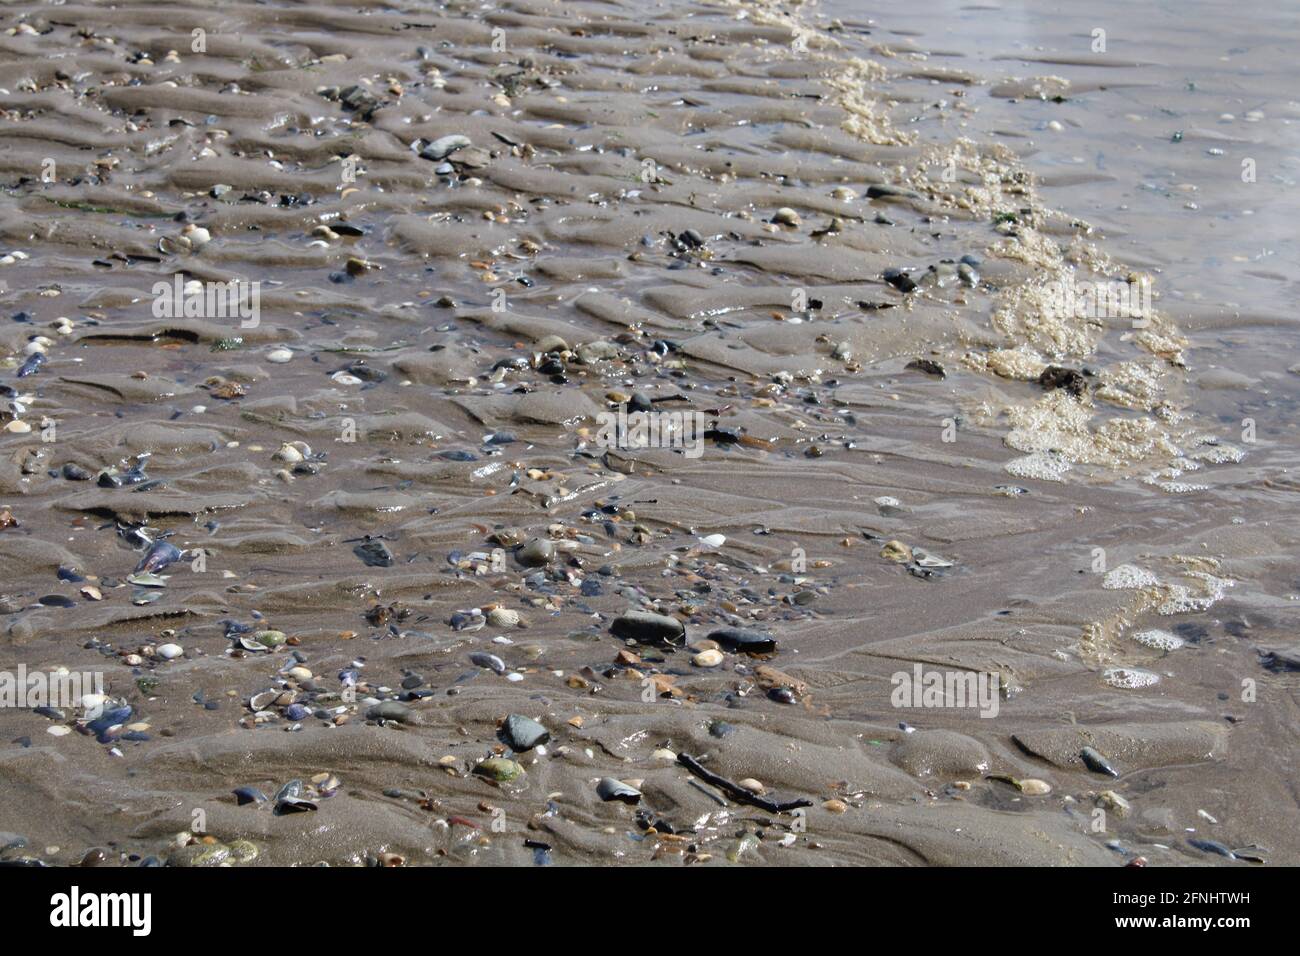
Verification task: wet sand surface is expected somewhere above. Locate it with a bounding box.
[0,0,1297,866]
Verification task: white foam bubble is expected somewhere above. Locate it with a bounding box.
[1005,452,1070,482]
[1102,564,1159,590]
[1132,628,1185,650]
[1102,667,1160,689]
[1155,573,1233,615]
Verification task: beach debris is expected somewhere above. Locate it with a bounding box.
[676,754,812,813]
[609,610,686,646]
[596,777,642,804]
[707,627,777,654]
[1080,746,1120,777]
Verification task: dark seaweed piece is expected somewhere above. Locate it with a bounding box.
[883,268,918,293]
[905,358,946,378]
[1188,838,1236,859]
[676,753,812,813]
[1038,365,1088,397]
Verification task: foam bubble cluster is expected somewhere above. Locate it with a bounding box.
[1102,564,1159,589]
[1131,629,1185,650]
[1102,667,1161,689]
[1005,452,1070,482]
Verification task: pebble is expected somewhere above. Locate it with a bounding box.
[692,648,724,667]
[474,757,524,782]
[266,348,293,364]
[156,643,184,660]
[609,610,686,646]
[354,539,394,568]
[515,537,554,567]
[501,713,550,751]
[366,701,416,723]
[421,134,473,161]
[1098,790,1132,816]
[708,627,777,654]
[880,540,913,563]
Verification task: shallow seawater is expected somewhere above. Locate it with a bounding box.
[0,0,1296,867]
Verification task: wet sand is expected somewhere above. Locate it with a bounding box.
[0,0,1297,866]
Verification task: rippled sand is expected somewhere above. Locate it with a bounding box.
[0,0,1297,866]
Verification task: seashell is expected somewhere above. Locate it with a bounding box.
[135,540,183,574]
[596,777,641,804]
[87,705,132,736]
[233,786,268,806]
[273,442,303,463]
[486,607,520,628]
[1081,746,1119,777]
[249,690,279,711]
[158,235,188,255]
[275,795,318,815]
[911,548,953,568]
[127,572,168,588]
[469,651,506,674]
